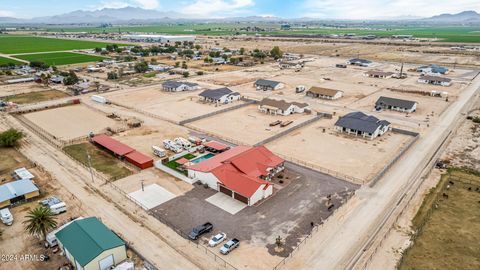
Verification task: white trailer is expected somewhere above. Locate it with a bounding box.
[152,145,166,157]
[46,217,84,247]
[163,140,183,153]
[49,202,67,215]
[174,137,192,149]
[91,95,108,104]
[0,208,13,226]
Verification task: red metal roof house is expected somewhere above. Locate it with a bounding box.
[187,146,284,206]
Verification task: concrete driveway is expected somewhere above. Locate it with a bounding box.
[205,192,247,215]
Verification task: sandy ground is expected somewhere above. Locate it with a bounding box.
[188,105,316,145]
[0,83,50,98]
[114,169,192,196]
[267,118,413,183]
[104,87,245,122]
[23,104,120,140]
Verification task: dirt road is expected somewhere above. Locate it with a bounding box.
[284,75,480,269]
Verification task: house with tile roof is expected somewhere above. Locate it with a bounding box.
[187,146,284,206]
[55,217,127,270]
[334,112,391,140]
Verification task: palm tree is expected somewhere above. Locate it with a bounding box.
[23,206,57,240]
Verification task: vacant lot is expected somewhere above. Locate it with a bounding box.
[4,89,69,104]
[14,52,106,66]
[0,36,124,54]
[63,142,132,180]
[23,104,121,141]
[399,170,480,270]
[0,147,31,181]
[0,83,48,98]
[267,118,413,183]
[105,87,243,122]
[188,105,316,145]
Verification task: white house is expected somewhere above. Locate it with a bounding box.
[254,79,284,91]
[258,98,309,116]
[306,87,343,100]
[187,146,284,206]
[198,88,241,104]
[334,112,391,140]
[417,75,452,87]
[162,81,199,92]
[364,71,394,79]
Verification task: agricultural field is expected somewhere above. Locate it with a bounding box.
[0,56,22,65]
[13,52,107,66]
[0,36,125,54]
[44,24,480,43]
[4,89,69,104]
[399,169,480,270]
[63,142,132,180]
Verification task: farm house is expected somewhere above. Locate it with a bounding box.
[258,98,309,116]
[306,87,343,100]
[375,96,418,113]
[334,112,391,140]
[198,88,241,104]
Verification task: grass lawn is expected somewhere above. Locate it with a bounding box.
[399,169,480,270]
[4,90,70,104]
[14,52,107,66]
[0,36,126,54]
[164,153,196,173]
[0,56,22,66]
[63,143,132,180]
[0,147,31,180]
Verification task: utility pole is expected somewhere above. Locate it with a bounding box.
[86,150,94,183]
[141,180,145,191]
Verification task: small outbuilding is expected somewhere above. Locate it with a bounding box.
[0,179,40,208]
[55,217,127,270]
[125,151,154,170]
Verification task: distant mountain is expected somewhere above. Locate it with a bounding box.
[29,7,184,24]
[425,10,480,22]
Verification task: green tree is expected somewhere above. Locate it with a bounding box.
[23,207,57,241]
[94,47,102,53]
[63,71,79,86]
[239,47,245,55]
[134,61,149,73]
[270,46,283,60]
[182,71,190,77]
[0,128,24,147]
[107,72,118,80]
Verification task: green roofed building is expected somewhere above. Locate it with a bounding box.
[55,217,127,270]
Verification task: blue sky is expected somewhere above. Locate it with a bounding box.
[1,0,479,19]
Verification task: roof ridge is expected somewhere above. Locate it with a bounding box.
[76,218,104,251]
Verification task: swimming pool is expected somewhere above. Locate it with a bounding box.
[190,153,215,164]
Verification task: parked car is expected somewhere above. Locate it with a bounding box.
[188,222,213,240]
[208,232,227,247]
[220,238,240,254]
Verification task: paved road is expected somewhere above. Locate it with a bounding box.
[284,75,480,269]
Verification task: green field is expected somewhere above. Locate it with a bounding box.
[13,52,106,66]
[44,24,480,43]
[4,90,70,104]
[0,56,22,65]
[0,36,125,54]
[63,143,132,181]
[399,169,480,270]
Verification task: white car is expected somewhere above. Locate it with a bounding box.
[208,232,227,247]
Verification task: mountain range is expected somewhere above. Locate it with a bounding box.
[0,8,479,25]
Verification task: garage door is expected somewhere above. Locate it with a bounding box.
[233,193,249,204]
[219,185,232,196]
[99,254,114,270]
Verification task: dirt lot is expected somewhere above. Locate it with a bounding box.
[150,162,358,269]
[188,105,316,145]
[23,104,122,140]
[0,147,32,181]
[267,118,413,183]
[0,83,49,98]
[4,90,70,104]
[104,87,245,123]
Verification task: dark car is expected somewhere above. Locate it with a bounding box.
[188,222,213,240]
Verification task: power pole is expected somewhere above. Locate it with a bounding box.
[141,180,145,191]
[86,150,95,183]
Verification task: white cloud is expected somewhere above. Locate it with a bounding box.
[95,1,131,9]
[302,0,480,19]
[92,0,160,10]
[183,0,254,16]
[0,10,15,17]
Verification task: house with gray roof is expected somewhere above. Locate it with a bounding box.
[334,112,390,140]
[417,75,451,87]
[365,71,394,79]
[198,88,240,104]
[375,96,417,113]
[0,179,40,208]
[258,98,309,116]
[416,64,449,75]
[346,58,373,67]
[254,79,284,91]
[162,80,199,92]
